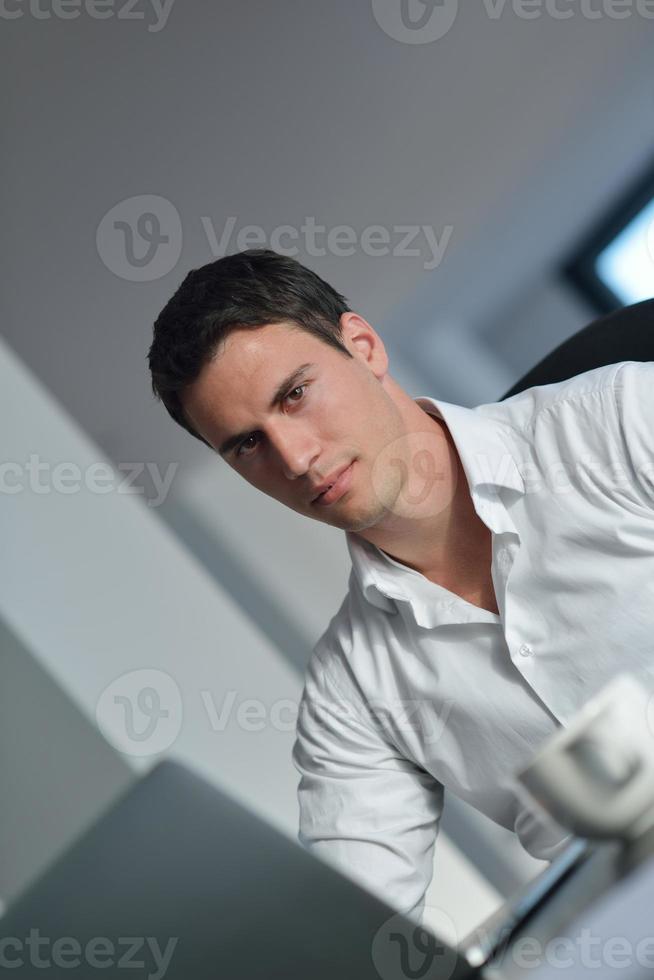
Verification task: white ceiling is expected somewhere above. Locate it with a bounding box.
[2,0,653,472]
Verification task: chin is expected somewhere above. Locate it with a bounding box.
[332,501,385,533]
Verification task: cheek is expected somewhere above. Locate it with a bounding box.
[231,460,269,492]
[243,463,291,499]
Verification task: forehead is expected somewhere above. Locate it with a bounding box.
[218,321,317,369]
[180,322,335,451]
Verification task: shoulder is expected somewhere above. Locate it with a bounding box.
[611,359,654,408]
[485,361,627,433]
[481,360,654,505]
[610,361,654,505]
[298,573,387,717]
[477,363,635,465]
[300,589,357,703]
[293,588,389,759]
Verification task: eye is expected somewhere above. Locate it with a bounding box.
[286,383,307,403]
[234,384,308,459]
[235,433,260,458]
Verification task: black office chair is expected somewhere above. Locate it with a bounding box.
[500,297,654,400]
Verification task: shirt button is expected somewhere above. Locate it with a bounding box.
[518,643,533,657]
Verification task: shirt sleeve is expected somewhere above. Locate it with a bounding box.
[291,642,444,927]
[612,360,654,509]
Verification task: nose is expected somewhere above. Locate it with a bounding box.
[267,419,321,482]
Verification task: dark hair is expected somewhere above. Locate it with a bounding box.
[147,248,353,447]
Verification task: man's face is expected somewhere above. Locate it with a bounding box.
[180,315,411,532]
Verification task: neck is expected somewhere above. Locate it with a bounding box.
[354,414,492,590]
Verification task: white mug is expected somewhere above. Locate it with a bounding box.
[516,672,654,841]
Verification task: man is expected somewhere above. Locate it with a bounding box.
[148,248,654,925]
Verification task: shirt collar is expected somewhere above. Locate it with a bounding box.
[415,395,525,496]
[346,396,525,623]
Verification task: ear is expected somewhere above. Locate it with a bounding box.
[339,312,389,381]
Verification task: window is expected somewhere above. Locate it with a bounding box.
[564,159,654,314]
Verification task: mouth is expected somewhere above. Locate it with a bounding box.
[312,461,355,506]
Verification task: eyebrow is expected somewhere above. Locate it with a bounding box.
[218,362,317,457]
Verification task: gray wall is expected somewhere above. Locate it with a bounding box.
[0,616,133,907]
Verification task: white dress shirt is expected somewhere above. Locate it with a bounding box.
[292,360,654,923]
